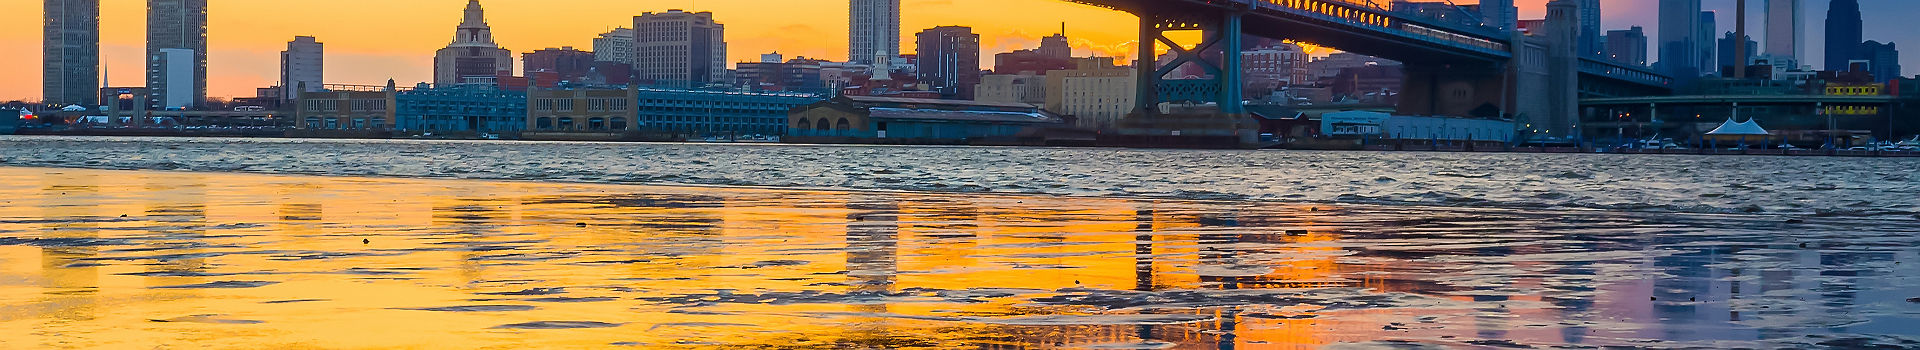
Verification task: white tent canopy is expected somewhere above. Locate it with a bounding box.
[1706,118,1769,136]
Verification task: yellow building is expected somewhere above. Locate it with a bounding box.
[295,84,398,130]
[1044,62,1136,131]
[526,86,638,131]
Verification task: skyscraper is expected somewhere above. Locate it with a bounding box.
[1479,0,1517,31]
[434,0,514,86]
[1657,0,1703,79]
[1858,40,1900,80]
[1824,0,1862,71]
[1698,11,1717,75]
[915,26,981,100]
[43,0,99,106]
[147,0,207,109]
[280,36,322,100]
[1579,0,1602,57]
[633,10,727,88]
[850,0,900,65]
[1605,27,1649,66]
[1764,0,1803,61]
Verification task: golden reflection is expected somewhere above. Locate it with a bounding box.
[0,167,1687,348]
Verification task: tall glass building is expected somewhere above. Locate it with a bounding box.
[147,0,207,109]
[44,0,99,106]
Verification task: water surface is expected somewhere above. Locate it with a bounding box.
[1,167,1916,348]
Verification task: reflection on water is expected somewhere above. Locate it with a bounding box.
[0,167,1916,349]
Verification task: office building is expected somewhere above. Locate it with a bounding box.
[974,74,1046,105]
[1764,0,1803,60]
[44,0,100,106]
[281,36,323,100]
[1605,27,1649,66]
[593,28,634,64]
[1579,0,1601,57]
[1657,0,1702,79]
[1045,61,1135,130]
[1699,11,1717,75]
[434,0,514,86]
[633,10,727,88]
[915,26,981,100]
[1825,0,1862,71]
[523,47,596,83]
[1858,40,1900,81]
[849,0,900,65]
[147,0,207,109]
[152,48,195,109]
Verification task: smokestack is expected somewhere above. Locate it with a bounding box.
[1735,0,1748,78]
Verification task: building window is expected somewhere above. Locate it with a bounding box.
[836,118,851,131]
[536,117,554,130]
[797,118,811,130]
[589,117,607,130]
[610,117,628,130]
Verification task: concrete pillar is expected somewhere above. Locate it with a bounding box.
[1136,15,1159,116]
[1220,11,1244,115]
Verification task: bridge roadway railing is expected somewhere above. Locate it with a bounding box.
[1577,55,1673,88]
[1251,0,1508,56]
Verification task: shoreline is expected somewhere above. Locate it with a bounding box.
[13,130,1920,157]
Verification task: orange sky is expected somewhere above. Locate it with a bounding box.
[0,0,1555,101]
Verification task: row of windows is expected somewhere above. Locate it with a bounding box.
[305,99,386,112]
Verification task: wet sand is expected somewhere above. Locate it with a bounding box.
[1,167,1916,349]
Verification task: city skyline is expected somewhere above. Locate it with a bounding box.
[6,0,1920,101]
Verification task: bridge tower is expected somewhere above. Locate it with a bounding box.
[1114,2,1258,147]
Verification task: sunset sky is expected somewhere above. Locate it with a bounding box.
[2,0,1916,101]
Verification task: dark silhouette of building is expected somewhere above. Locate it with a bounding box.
[1858,40,1900,81]
[1718,32,1757,75]
[915,26,981,100]
[1824,0,1862,71]
[522,47,596,84]
[1605,26,1648,66]
[993,32,1072,75]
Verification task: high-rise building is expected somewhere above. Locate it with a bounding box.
[1718,32,1758,73]
[1479,0,1517,30]
[1579,0,1602,57]
[1764,0,1803,60]
[915,26,982,100]
[633,10,727,88]
[153,48,195,109]
[993,32,1073,75]
[44,0,99,106]
[849,0,900,65]
[147,0,207,109]
[592,28,633,64]
[1824,0,1862,71]
[1605,27,1649,66]
[281,36,323,100]
[1698,11,1717,75]
[1657,0,1702,80]
[1858,40,1900,81]
[523,47,596,83]
[434,0,513,86]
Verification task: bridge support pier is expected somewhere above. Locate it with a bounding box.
[1396,63,1511,119]
[1117,7,1256,148]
